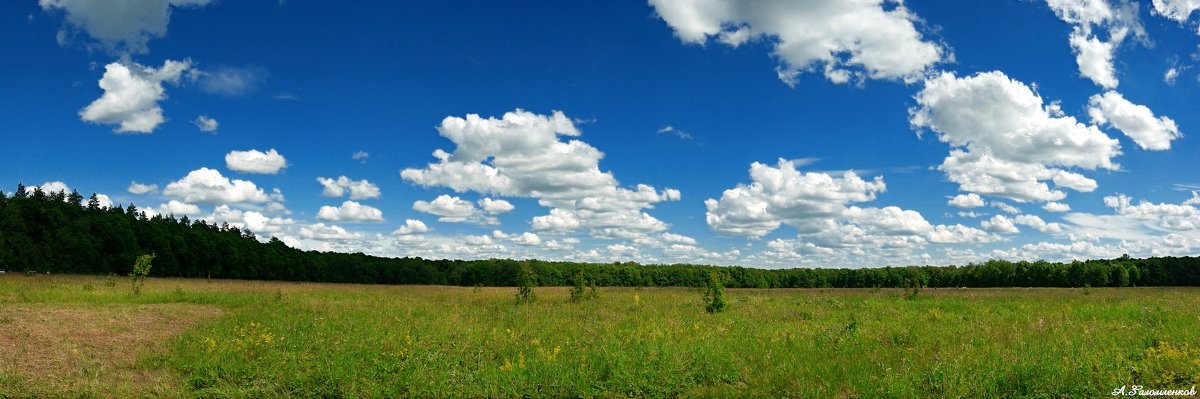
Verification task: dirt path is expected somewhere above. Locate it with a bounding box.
[0,303,224,398]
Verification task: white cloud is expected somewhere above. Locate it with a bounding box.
[1043,201,1072,212]
[649,0,944,85]
[657,125,692,139]
[299,223,362,241]
[80,59,191,133]
[1151,0,1200,24]
[705,159,884,237]
[205,205,294,237]
[413,195,488,224]
[1164,67,1180,84]
[477,198,515,214]
[706,158,995,264]
[127,181,158,195]
[1069,32,1119,88]
[195,65,267,96]
[981,215,1020,234]
[193,115,218,133]
[317,200,384,222]
[225,149,288,174]
[1014,214,1065,234]
[911,71,1120,203]
[493,230,542,246]
[316,176,381,200]
[39,0,213,55]
[37,181,71,195]
[401,109,680,238]
[392,219,429,235]
[151,200,201,216]
[947,193,984,208]
[1046,0,1145,88]
[530,208,580,231]
[94,194,113,209]
[992,202,1021,215]
[1087,91,1182,150]
[163,167,270,205]
[352,151,369,163]
[661,232,697,245]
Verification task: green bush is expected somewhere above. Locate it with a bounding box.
[130,253,155,295]
[516,263,537,304]
[569,271,587,303]
[703,271,726,313]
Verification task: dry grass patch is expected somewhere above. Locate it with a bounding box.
[0,303,223,398]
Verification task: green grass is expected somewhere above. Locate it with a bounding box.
[2,274,1198,398]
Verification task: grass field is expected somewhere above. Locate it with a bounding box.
[1,274,1198,398]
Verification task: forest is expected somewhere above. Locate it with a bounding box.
[1,183,1198,288]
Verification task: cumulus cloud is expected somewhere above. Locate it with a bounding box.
[661,232,697,245]
[1151,0,1200,25]
[299,223,362,241]
[163,167,270,205]
[477,198,515,214]
[1087,91,1182,150]
[193,115,218,133]
[317,176,380,200]
[127,181,158,194]
[981,215,1020,234]
[401,109,680,238]
[80,59,191,133]
[147,200,201,217]
[36,181,71,195]
[39,0,213,54]
[392,219,429,235]
[1045,0,1146,88]
[352,151,369,163]
[911,71,1120,203]
[317,200,384,222]
[1014,214,1065,234]
[649,0,944,86]
[94,194,114,209]
[947,193,985,208]
[1043,201,1072,212]
[992,202,1021,215]
[493,230,542,246]
[203,205,294,237]
[705,159,885,237]
[225,149,287,174]
[412,195,495,224]
[705,159,995,263]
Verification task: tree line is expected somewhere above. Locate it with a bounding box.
[1,183,1198,288]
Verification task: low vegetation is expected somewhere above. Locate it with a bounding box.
[2,274,1198,398]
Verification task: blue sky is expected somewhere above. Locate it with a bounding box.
[3,0,1200,267]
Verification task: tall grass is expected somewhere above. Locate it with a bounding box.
[2,275,1198,398]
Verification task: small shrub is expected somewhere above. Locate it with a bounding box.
[104,273,117,287]
[129,253,155,296]
[702,271,726,313]
[587,283,600,300]
[569,271,587,303]
[903,268,927,300]
[515,263,537,304]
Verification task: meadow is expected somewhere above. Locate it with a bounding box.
[1,274,1198,398]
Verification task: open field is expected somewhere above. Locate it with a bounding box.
[1,274,1198,398]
